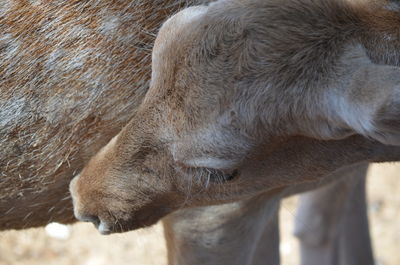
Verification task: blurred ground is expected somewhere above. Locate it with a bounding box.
[0,163,399,265]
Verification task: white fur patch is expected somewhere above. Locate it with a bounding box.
[0,97,27,128]
[0,1,11,16]
[28,0,42,6]
[46,48,66,68]
[68,48,91,69]
[46,46,91,70]
[100,16,121,35]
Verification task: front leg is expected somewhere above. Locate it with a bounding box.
[163,194,281,265]
[294,162,373,265]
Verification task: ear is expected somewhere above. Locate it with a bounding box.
[324,64,400,146]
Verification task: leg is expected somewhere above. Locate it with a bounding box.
[294,162,374,265]
[251,208,280,265]
[337,169,373,265]
[163,194,281,265]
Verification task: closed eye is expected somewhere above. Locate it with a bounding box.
[204,168,239,183]
[175,162,239,184]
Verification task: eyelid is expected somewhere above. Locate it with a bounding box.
[183,157,237,170]
[176,163,239,183]
[204,168,239,182]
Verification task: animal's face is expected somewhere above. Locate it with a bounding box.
[69,109,271,234]
[69,7,270,233]
[70,1,400,234]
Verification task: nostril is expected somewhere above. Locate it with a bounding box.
[77,214,112,235]
[80,215,100,227]
[98,221,112,235]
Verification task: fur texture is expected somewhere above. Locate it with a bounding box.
[0,0,207,230]
[71,0,400,234]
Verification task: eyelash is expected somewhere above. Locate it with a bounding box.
[176,163,239,184]
[200,168,239,183]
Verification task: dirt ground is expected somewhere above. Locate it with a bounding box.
[0,162,399,265]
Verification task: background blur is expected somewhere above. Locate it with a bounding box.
[0,162,399,265]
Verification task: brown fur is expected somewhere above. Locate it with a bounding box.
[0,0,207,230]
[71,0,400,234]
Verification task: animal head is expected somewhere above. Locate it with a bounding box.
[70,0,400,234]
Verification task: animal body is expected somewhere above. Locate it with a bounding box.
[70,0,400,264]
[0,0,206,230]
[71,0,400,233]
[0,0,399,264]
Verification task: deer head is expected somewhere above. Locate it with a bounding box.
[70,0,400,234]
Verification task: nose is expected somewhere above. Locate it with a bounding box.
[79,214,101,227]
[76,213,112,235]
[69,176,99,226]
[69,176,112,235]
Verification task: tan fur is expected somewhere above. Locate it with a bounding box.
[0,0,207,230]
[71,0,400,234]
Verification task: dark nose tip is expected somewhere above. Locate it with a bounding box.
[80,214,100,228]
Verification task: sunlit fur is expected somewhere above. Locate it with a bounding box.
[71,0,400,234]
[0,0,207,230]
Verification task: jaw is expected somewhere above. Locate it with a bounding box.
[95,205,174,234]
[177,135,400,207]
[71,134,400,235]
